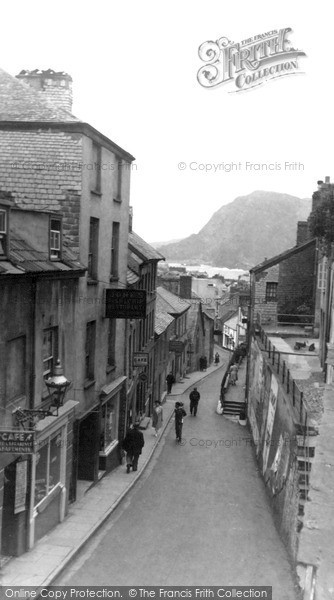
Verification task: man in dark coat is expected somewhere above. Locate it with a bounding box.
[174,401,187,443]
[166,371,175,394]
[189,387,200,416]
[122,423,145,473]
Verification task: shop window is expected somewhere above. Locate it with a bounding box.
[100,394,119,452]
[318,258,328,291]
[34,432,62,507]
[265,282,278,302]
[50,217,62,260]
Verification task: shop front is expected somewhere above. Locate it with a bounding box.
[99,376,126,473]
[28,400,77,548]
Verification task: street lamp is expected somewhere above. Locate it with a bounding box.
[45,359,71,414]
[14,359,71,429]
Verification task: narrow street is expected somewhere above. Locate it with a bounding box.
[55,366,299,598]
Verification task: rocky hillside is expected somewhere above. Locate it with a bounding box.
[157,191,312,269]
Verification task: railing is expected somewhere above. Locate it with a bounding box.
[257,325,309,424]
[277,313,315,327]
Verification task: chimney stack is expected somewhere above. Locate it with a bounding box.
[296,221,310,245]
[16,69,73,113]
[179,275,192,299]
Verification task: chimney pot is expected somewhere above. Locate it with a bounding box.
[16,69,73,113]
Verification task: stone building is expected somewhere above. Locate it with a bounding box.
[0,198,85,556]
[0,67,134,546]
[126,230,164,426]
[156,286,190,380]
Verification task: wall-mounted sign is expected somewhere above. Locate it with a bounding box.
[105,289,146,319]
[139,372,148,382]
[133,352,149,367]
[169,340,185,353]
[0,430,35,454]
[15,460,28,514]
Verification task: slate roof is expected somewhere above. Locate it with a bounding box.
[250,239,316,273]
[129,231,165,263]
[0,68,79,123]
[154,293,175,335]
[0,227,85,276]
[156,286,191,315]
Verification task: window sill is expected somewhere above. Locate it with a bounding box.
[84,379,96,390]
[106,365,116,374]
[99,440,119,457]
[91,190,102,197]
[87,278,98,286]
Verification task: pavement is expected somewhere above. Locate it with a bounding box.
[0,347,229,590]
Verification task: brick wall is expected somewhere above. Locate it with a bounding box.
[277,242,316,319]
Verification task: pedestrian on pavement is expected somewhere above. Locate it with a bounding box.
[189,387,200,416]
[229,363,238,386]
[174,401,187,443]
[152,400,163,436]
[122,422,145,473]
[166,371,175,394]
[203,356,208,371]
[214,352,220,365]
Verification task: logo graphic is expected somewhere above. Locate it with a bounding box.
[197,28,306,92]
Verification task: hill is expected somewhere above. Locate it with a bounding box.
[157,191,312,269]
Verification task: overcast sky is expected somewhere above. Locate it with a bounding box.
[1,1,333,243]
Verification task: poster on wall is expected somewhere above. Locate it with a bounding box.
[262,375,278,474]
[14,460,28,514]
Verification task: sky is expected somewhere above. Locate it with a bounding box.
[1,1,333,243]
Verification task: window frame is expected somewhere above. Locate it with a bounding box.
[265,282,278,302]
[85,321,96,382]
[88,217,99,280]
[107,318,116,370]
[0,206,8,259]
[49,216,62,260]
[92,142,102,194]
[110,221,120,280]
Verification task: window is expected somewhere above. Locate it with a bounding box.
[0,208,8,258]
[92,143,102,193]
[34,431,62,507]
[43,328,58,397]
[107,319,116,368]
[50,218,61,260]
[113,158,122,202]
[88,218,99,280]
[318,258,328,291]
[100,394,119,452]
[266,282,278,302]
[110,221,120,279]
[6,336,26,402]
[85,321,96,381]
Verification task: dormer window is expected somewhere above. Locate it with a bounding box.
[50,217,62,260]
[0,207,8,259]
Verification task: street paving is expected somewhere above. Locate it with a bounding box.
[55,367,300,598]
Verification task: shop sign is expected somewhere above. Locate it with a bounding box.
[169,340,185,353]
[139,372,148,382]
[105,289,146,318]
[133,352,149,367]
[15,460,28,514]
[0,430,35,454]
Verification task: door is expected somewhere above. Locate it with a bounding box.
[77,411,99,481]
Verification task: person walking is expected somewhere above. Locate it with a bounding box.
[189,387,200,416]
[166,371,175,394]
[152,400,163,436]
[174,401,186,443]
[214,352,220,365]
[122,422,145,473]
[229,363,238,386]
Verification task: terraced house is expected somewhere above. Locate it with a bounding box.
[0,67,134,556]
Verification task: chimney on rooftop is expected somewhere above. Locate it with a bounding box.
[179,275,192,299]
[16,69,73,112]
[296,221,310,245]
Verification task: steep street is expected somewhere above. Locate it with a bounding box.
[55,366,299,599]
